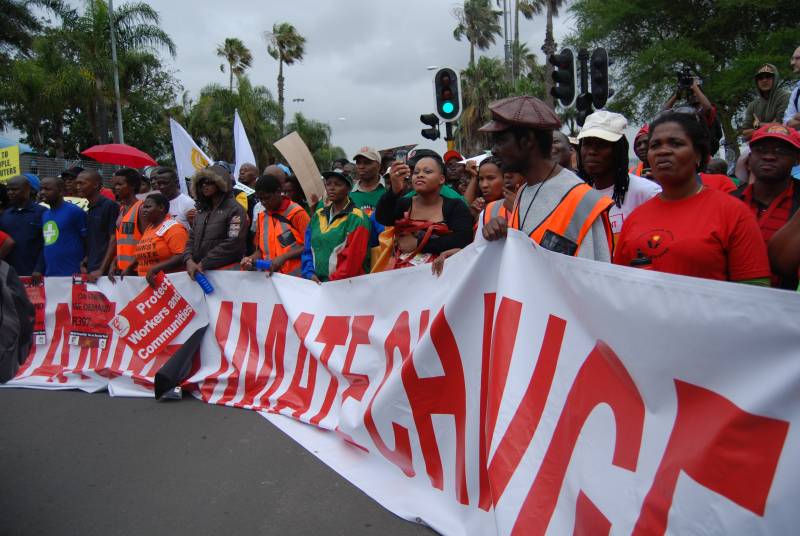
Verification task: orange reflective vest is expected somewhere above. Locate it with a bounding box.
[629,162,646,176]
[256,201,306,276]
[115,200,143,270]
[509,183,614,256]
[482,200,510,225]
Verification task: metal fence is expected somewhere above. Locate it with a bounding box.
[20,153,122,187]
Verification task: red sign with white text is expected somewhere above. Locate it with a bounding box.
[108,272,195,361]
[20,276,46,345]
[69,275,114,348]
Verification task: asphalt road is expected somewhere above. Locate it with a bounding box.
[0,389,434,536]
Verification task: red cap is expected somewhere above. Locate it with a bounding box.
[443,150,463,162]
[635,124,650,141]
[749,123,800,150]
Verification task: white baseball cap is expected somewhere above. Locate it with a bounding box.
[577,111,628,142]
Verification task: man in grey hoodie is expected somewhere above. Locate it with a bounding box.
[742,63,790,140]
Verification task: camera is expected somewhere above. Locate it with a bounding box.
[676,68,701,91]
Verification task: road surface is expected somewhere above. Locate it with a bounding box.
[0,388,434,536]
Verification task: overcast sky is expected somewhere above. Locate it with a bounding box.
[141,0,572,160]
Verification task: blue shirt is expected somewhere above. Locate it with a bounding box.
[86,195,119,272]
[0,201,46,275]
[783,81,799,124]
[43,201,87,276]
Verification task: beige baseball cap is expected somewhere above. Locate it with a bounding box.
[577,110,628,143]
[353,146,381,162]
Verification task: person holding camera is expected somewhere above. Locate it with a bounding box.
[661,72,715,128]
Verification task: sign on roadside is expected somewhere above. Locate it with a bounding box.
[0,145,20,181]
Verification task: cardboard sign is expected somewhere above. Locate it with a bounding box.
[108,272,195,361]
[69,275,114,348]
[274,131,326,206]
[20,277,46,345]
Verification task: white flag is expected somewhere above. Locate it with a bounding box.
[233,109,257,180]
[169,118,212,195]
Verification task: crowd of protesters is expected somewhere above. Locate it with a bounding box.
[1,46,800,294]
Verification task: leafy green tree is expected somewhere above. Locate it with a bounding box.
[453,0,503,68]
[216,37,252,92]
[458,56,509,154]
[66,0,176,144]
[264,22,306,138]
[569,0,800,154]
[286,112,346,170]
[188,76,281,167]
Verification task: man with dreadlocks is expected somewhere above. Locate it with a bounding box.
[577,111,661,243]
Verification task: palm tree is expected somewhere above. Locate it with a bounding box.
[67,0,175,144]
[216,37,252,92]
[458,56,509,154]
[264,22,306,137]
[513,0,542,80]
[452,0,502,68]
[539,0,567,106]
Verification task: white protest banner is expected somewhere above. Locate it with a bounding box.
[4,233,799,535]
[170,118,211,195]
[233,109,258,181]
[274,131,325,205]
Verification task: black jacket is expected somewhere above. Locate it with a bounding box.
[183,193,247,269]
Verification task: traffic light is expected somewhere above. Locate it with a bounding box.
[549,48,576,107]
[590,48,613,109]
[420,113,440,141]
[433,68,462,121]
[575,93,593,127]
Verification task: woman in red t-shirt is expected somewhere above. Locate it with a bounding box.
[121,193,188,286]
[614,112,771,284]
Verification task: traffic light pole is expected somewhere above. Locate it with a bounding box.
[578,48,589,96]
[445,122,455,151]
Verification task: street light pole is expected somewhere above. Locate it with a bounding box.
[108,0,124,144]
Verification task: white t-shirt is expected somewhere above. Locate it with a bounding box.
[168,193,196,230]
[596,174,661,238]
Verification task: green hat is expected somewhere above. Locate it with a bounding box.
[322,169,353,189]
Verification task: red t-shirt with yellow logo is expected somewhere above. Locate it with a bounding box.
[613,188,770,282]
[135,217,188,276]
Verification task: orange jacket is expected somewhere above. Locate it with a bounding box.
[255,200,309,276]
[115,200,143,271]
[482,200,510,225]
[509,183,614,256]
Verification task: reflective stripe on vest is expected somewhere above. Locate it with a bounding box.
[259,202,304,275]
[115,200,143,270]
[510,183,613,256]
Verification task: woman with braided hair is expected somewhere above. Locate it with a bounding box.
[577,111,661,243]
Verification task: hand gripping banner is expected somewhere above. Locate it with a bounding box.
[4,231,800,535]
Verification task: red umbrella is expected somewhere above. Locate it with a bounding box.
[81,143,158,168]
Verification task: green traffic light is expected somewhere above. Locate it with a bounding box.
[442,101,454,114]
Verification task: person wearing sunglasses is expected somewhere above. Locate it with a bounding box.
[732,124,800,289]
[741,64,790,141]
[183,167,248,280]
[614,112,770,285]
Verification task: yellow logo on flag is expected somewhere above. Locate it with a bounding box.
[191,148,209,170]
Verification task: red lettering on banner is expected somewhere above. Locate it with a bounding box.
[199,301,234,401]
[632,380,790,535]
[23,303,72,378]
[273,313,315,417]
[477,294,496,511]
[364,312,415,477]
[242,304,288,408]
[310,316,350,425]
[487,314,564,507]
[512,341,645,535]
[340,315,373,405]
[402,307,469,505]
[217,302,259,405]
[573,491,611,536]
